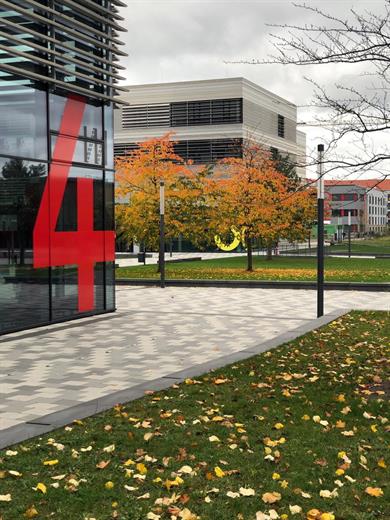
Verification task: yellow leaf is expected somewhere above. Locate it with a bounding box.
[214,466,225,478]
[365,486,383,497]
[371,424,378,433]
[43,459,59,466]
[124,459,135,466]
[280,480,289,489]
[34,483,47,494]
[136,463,147,475]
[274,423,284,430]
[105,481,115,490]
[208,435,220,443]
[262,491,281,504]
[337,394,345,402]
[302,414,310,421]
[335,420,346,428]
[320,514,335,520]
[24,506,39,518]
[378,458,386,469]
[103,444,115,453]
[272,472,280,480]
[335,468,344,476]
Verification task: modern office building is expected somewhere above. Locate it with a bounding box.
[0,1,126,334]
[325,180,388,234]
[114,78,307,178]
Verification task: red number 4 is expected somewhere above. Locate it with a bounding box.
[33,95,115,312]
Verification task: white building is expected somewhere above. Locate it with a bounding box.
[114,78,307,178]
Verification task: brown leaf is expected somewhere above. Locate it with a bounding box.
[96,460,110,469]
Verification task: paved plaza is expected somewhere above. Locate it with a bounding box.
[0,286,389,437]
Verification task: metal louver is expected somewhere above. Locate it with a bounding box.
[0,0,128,104]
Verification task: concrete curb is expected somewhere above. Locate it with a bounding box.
[116,278,390,291]
[0,308,350,449]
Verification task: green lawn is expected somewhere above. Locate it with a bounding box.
[0,311,389,520]
[325,236,390,255]
[117,255,390,283]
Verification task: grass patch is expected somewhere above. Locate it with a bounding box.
[327,236,390,255]
[117,255,390,283]
[1,311,389,519]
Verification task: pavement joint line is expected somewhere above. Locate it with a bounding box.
[0,307,349,450]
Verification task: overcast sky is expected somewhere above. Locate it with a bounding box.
[117,0,387,178]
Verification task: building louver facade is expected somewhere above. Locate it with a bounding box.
[0,0,127,334]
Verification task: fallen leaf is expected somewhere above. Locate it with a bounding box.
[24,506,39,518]
[365,487,383,497]
[214,466,225,478]
[226,491,240,498]
[96,460,110,469]
[0,494,12,502]
[43,459,59,466]
[239,487,255,496]
[262,491,281,504]
[33,483,47,494]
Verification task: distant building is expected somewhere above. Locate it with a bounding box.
[325,180,389,235]
[114,78,307,178]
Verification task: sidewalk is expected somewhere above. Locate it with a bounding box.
[1,287,388,444]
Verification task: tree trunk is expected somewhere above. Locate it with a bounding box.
[247,236,253,271]
[266,244,273,261]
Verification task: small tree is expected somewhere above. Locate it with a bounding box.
[212,142,315,270]
[116,135,187,253]
[115,134,216,258]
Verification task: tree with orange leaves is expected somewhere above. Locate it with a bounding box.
[213,142,316,271]
[115,133,217,255]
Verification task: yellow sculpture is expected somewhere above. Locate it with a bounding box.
[214,226,246,251]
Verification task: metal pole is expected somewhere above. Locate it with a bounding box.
[159,180,165,288]
[317,144,325,318]
[348,210,351,258]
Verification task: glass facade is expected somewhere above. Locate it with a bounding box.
[0,1,124,334]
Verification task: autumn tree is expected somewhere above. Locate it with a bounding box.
[115,134,217,258]
[212,142,315,270]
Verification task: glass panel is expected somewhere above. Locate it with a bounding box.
[0,83,47,160]
[51,135,103,166]
[104,104,114,169]
[0,157,49,332]
[51,166,106,320]
[50,93,103,140]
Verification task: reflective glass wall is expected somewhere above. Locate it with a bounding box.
[0,74,115,334]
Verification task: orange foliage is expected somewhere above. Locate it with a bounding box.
[115,134,216,250]
[211,142,316,268]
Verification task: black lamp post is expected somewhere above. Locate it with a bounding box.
[159,180,165,288]
[317,144,325,318]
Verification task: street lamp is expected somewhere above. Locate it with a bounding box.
[317,144,325,318]
[348,210,352,258]
[159,180,165,288]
